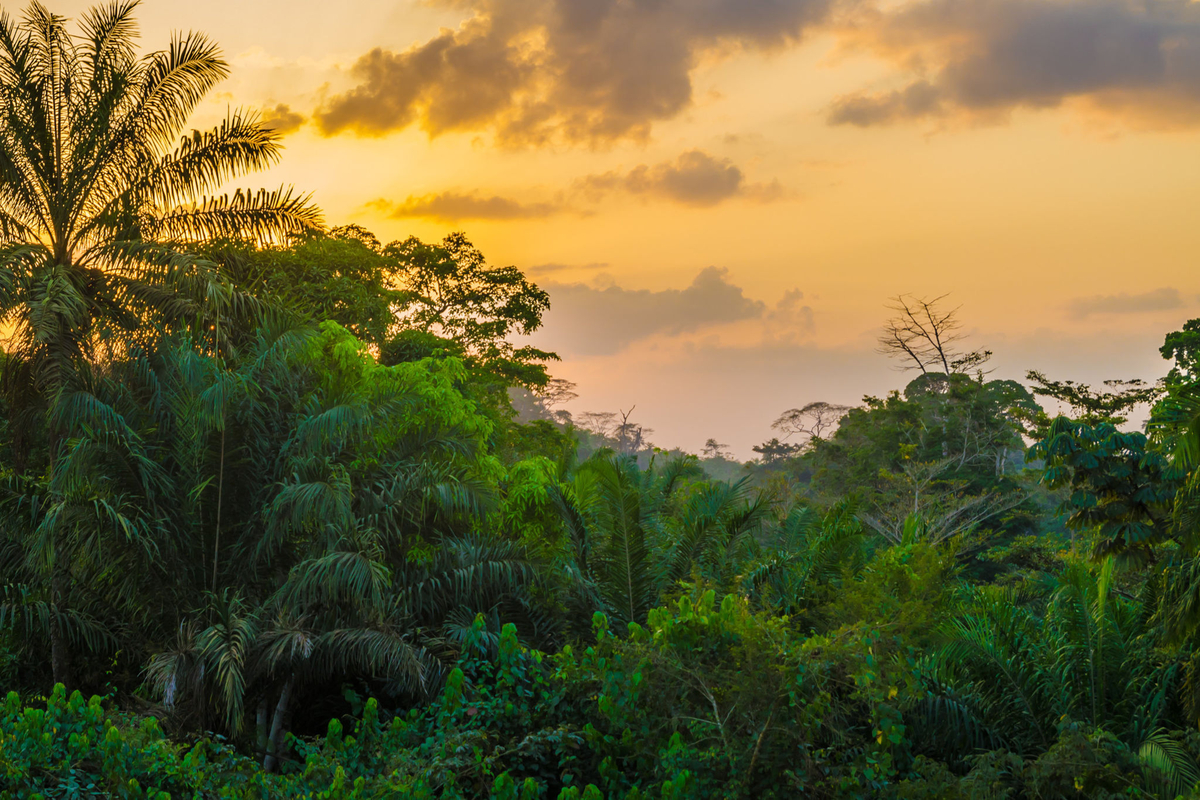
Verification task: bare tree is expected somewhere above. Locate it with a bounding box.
[614,406,653,454]
[577,411,618,438]
[772,402,853,443]
[877,294,991,375]
[577,407,653,454]
[534,378,579,424]
[537,378,579,408]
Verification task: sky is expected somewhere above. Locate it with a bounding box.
[49,0,1200,456]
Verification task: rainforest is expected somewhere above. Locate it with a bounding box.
[3,3,1200,799]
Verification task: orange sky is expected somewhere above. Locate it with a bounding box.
[51,0,1200,455]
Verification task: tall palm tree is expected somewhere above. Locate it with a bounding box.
[0,0,319,687]
[0,0,319,404]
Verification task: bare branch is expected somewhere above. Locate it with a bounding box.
[877,294,989,376]
[535,378,578,408]
[772,401,853,443]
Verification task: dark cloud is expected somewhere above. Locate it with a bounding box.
[1067,287,1185,319]
[628,150,743,205]
[315,0,834,144]
[578,150,785,207]
[315,26,531,137]
[259,103,306,135]
[537,267,766,355]
[830,0,1200,128]
[372,192,563,221]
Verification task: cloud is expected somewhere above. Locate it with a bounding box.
[578,150,786,207]
[829,0,1200,129]
[314,0,834,145]
[371,192,564,222]
[315,27,529,137]
[764,289,816,343]
[1067,287,1185,319]
[537,267,766,355]
[259,103,306,135]
[829,81,944,127]
[370,151,780,221]
[527,262,609,276]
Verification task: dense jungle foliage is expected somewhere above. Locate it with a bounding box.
[4,4,1200,798]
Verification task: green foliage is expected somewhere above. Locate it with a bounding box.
[386,233,555,385]
[213,227,402,346]
[822,541,958,649]
[218,227,563,460]
[1031,416,1180,560]
[752,437,801,464]
[337,593,927,799]
[1162,319,1200,387]
[897,730,1170,799]
[1025,370,1161,429]
[808,374,1031,498]
[913,561,1196,794]
[739,504,864,619]
[544,452,778,634]
[219,228,557,394]
[0,601,911,797]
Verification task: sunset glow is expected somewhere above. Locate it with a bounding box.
[57,0,1200,455]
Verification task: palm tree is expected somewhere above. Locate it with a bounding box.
[0,0,319,407]
[740,503,866,618]
[915,563,1199,796]
[0,0,319,687]
[145,537,542,769]
[549,452,776,633]
[0,331,248,690]
[48,323,543,756]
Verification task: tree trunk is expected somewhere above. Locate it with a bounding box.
[263,675,294,772]
[50,574,71,691]
[255,696,269,758]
